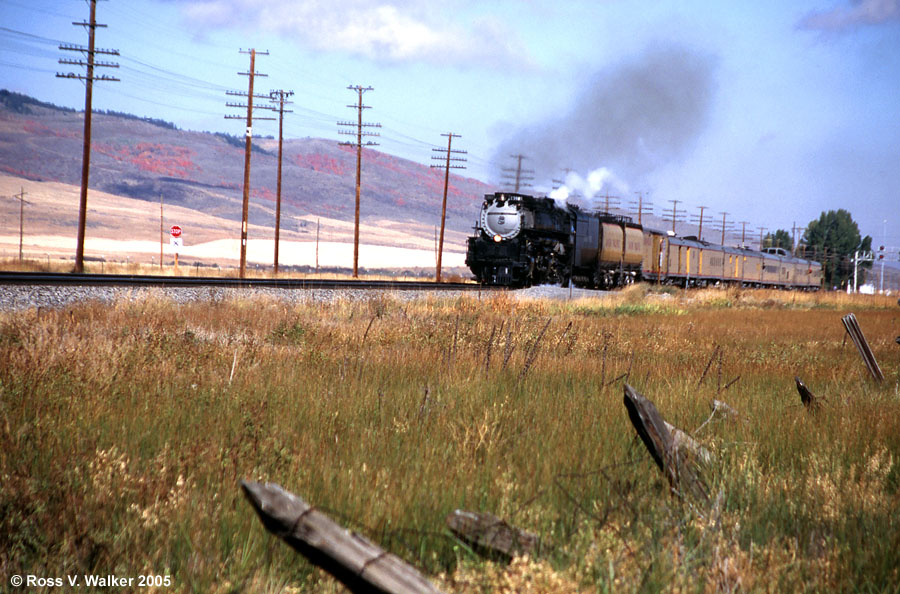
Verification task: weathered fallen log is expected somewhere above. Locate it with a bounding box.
[445,510,538,559]
[663,420,714,465]
[241,481,446,594]
[795,377,821,410]
[841,313,884,382]
[623,384,709,504]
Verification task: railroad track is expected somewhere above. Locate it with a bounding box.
[0,271,490,292]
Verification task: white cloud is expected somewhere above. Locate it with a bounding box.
[798,0,900,32]
[174,0,533,68]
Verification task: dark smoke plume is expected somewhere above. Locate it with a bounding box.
[493,43,717,190]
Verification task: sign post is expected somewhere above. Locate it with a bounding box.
[170,225,182,271]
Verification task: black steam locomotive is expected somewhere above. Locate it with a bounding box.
[465,192,822,290]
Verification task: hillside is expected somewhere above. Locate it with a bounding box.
[0,90,491,268]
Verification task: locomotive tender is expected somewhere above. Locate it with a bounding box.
[465,192,822,290]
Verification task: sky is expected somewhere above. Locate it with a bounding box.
[1,0,899,251]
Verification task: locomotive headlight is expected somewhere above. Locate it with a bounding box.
[493,234,502,242]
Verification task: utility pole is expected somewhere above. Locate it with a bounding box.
[718,211,730,246]
[628,191,652,225]
[430,133,466,282]
[738,221,749,248]
[338,85,380,278]
[600,191,620,213]
[666,199,685,234]
[690,205,708,240]
[757,226,767,251]
[501,154,534,193]
[57,0,119,272]
[159,192,164,271]
[225,48,274,279]
[11,188,31,262]
[880,219,886,293]
[552,167,576,192]
[270,89,293,275]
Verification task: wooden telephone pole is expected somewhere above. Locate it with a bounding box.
[338,85,380,278]
[666,199,686,234]
[430,133,466,282]
[501,154,534,193]
[57,0,119,272]
[270,89,293,275]
[628,191,652,225]
[10,188,30,262]
[225,48,274,279]
[691,205,708,240]
[718,211,730,245]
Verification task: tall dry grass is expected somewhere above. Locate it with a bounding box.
[1,288,898,592]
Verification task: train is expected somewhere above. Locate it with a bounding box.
[465,192,823,290]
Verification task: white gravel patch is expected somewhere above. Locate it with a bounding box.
[510,284,613,301]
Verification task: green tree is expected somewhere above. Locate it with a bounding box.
[763,229,793,251]
[802,209,872,289]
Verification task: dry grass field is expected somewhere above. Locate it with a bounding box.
[1,285,898,592]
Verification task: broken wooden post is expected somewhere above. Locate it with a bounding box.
[445,510,538,559]
[623,384,709,504]
[794,377,821,411]
[241,481,446,594]
[841,313,885,382]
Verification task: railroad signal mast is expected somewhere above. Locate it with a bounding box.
[338,85,380,278]
[430,133,467,282]
[57,0,119,273]
[225,48,275,279]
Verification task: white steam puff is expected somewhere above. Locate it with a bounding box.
[550,167,630,209]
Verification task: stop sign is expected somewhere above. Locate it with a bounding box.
[170,225,182,238]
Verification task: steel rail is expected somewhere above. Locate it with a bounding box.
[0,271,490,291]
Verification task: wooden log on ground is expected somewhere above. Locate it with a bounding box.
[446,510,538,559]
[794,377,820,410]
[241,480,446,594]
[663,420,714,465]
[841,313,885,382]
[623,384,709,504]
